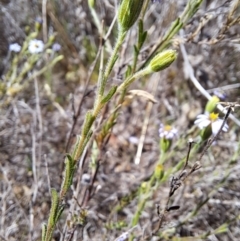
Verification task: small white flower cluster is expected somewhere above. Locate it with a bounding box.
[9,43,21,53]
[194,112,228,136]
[159,123,178,140]
[28,39,44,54]
[9,39,61,54]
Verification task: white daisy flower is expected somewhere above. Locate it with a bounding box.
[159,124,178,140]
[194,112,228,135]
[9,43,21,53]
[28,39,44,54]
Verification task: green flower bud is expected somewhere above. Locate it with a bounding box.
[140,181,147,193]
[205,95,219,113]
[160,138,171,153]
[48,34,57,45]
[118,0,144,32]
[154,164,164,181]
[88,0,95,8]
[149,50,177,72]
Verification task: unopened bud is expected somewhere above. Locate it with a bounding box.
[160,138,171,153]
[154,164,164,181]
[149,50,177,72]
[205,96,219,113]
[118,0,144,32]
[88,0,95,8]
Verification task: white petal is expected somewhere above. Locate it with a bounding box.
[214,119,228,132]
[211,119,228,135]
[196,114,208,119]
[197,119,211,129]
[166,132,173,139]
[194,114,209,125]
[159,133,164,138]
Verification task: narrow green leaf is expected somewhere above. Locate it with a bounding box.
[41,223,47,241]
[78,130,93,160]
[60,155,74,198]
[134,45,139,56]
[48,189,59,226]
[141,31,148,46]
[83,111,95,136]
[138,19,147,48]
[101,86,117,104]
[71,135,81,160]
[214,223,228,234]
[138,19,144,36]
[85,111,93,123]
[66,154,74,166]
[165,18,182,43]
[55,205,65,223]
[125,65,132,78]
[105,54,118,80]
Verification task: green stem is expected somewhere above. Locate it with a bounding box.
[69,30,128,166]
[99,30,127,96]
[118,66,151,92]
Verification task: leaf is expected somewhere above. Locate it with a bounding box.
[48,189,59,226]
[137,19,148,49]
[41,223,47,241]
[134,45,139,56]
[125,65,132,78]
[55,205,65,223]
[60,154,75,197]
[101,86,117,104]
[141,31,148,47]
[83,111,95,136]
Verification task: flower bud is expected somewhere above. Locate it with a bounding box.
[118,0,144,32]
[149,50,177,72]
[154,164,164,181]
[160,138,171,153]
[205,95,219,113]
[88,0,95,8]
[140,182,147,193]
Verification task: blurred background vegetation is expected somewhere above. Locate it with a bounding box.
[0,0,240,240]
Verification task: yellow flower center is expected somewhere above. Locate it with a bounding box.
[164,125,172,131]
[209,112,219,121]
